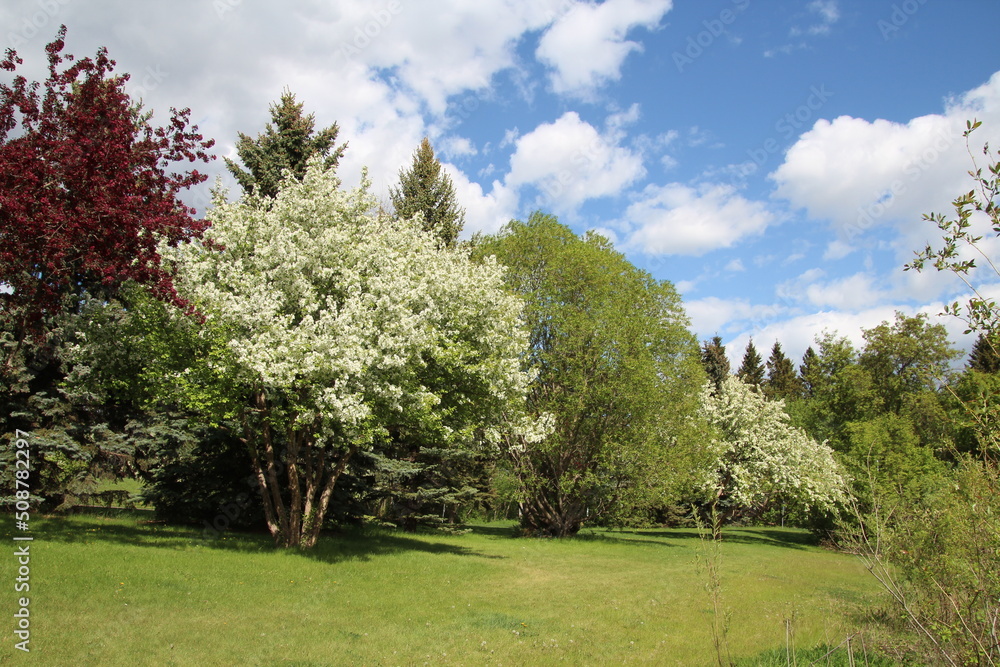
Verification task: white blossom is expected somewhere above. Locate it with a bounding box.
[698,375,847,514]
[160,159,536,448]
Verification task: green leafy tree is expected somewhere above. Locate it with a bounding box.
[224,90,346,199]
[764,341,801,401]
[390,137,465,248]
[736,339,765,388]
[701,336,730,395]
[146,161,537,548]
[851,120,1000,665]
[859,311,959,416]
[476,213,707,536]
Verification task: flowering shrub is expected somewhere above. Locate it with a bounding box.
[155,161,538,547]
[699,375,847,534]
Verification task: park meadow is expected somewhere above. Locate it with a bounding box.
[1,511,891,666]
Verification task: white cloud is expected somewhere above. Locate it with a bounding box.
[725,259,746,273]
[536,0,671,97]
[327,0,570,114]
[505,111,646,212]
[685,297,761,338]
[778,270,889,311]
[621,183,775,256]
[447,167,519,237]
[725,304,977,372]
[440,136,478,159]
[771,71,1000,254]
[805,0,840,35]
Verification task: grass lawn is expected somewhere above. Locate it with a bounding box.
[0,513,892,666]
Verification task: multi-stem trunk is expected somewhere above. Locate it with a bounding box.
[243,389,358,549]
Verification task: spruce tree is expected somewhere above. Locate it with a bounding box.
[225,89,347,199]
[968,333,1000,374]
[737,339,766,388]
[376,137,472,527]
[390,137,465,248]
[701,336,730,395]
[764,341,801,400]
[799,346,820,398]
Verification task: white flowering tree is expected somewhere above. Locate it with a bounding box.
[699,375,846,537]
[156,161,535,548]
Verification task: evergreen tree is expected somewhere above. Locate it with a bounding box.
[764,341,801,400]
[737,339,766,388]
[701,336,730,395]
[968,333,1000,373]
[799,346,820,398]
[225,89,346,199]
[390,137,465,248]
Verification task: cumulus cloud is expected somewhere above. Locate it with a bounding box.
[505,111,646,212]
[684,297,763,338]
[446,167,519,237]
[777,270,890,311]
[771,71,1000,252]
[326,0,569,114]
[725,304,976,372]
[621,183,776,256]
[536,0,671,97]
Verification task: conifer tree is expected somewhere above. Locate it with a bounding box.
[225,89,346,199]
[737,339,766,388]
[968,333,1000,374]
[701,336,730,395]
[799,346,820,398]
[764,341,801,400]
[390,137,465,248]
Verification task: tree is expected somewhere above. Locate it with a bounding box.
[852,120,1000,665]
[476,214,707,536]
[701,336,730,395]
[968,333,1000,373]
[224,89,346,199]
[798,346,820,398]
[150,161,536,548]
[859,312,959,415]
[764,341,800,401]
[698,375,846,537]
[0,26,215,344]
[0,28,212,512]
[736,339,765,388]
[390,137,465,248]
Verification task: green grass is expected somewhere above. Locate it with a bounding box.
[0,514,892,666]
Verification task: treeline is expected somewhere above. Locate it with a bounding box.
[2,31,996,664]
[705,320,998,524]
[0,32,849,546]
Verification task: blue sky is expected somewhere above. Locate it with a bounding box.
[4,0,1000,365]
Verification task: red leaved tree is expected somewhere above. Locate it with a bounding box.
[0,26,215,354]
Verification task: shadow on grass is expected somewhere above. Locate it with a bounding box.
[576,526,818,551]
[12,510,507,563]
